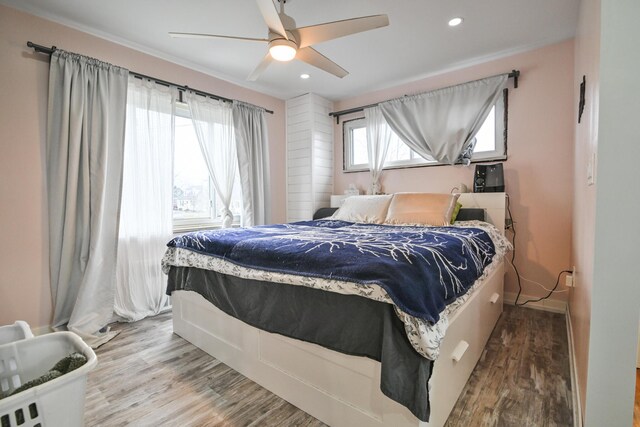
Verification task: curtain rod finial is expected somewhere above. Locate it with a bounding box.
[511,69,520,89]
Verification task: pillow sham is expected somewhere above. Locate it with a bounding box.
[331,195,393,224]
[385,193,460,226]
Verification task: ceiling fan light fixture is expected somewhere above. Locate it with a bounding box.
[176,1,389,81]
[269,39,297,61]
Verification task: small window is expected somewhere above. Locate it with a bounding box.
[345,124,369,170]
[343,92,507,171]
[172,105,242,232]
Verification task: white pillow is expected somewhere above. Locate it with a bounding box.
[385,193,460,226]
[331,195,393,224]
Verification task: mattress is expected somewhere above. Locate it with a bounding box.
[162,219,510,422]
[162,219,511,360]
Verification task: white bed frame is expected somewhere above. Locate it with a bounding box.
[171,193,507,427]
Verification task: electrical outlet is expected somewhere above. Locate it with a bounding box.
[565,274,574,288]
[562,266,578,288]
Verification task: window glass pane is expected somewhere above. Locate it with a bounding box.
[473,107,496,153]
[410,149,436,163]
[344,97,505,171]
[352,127,368,165]
[386,134,412,162]
[173,116,214,220]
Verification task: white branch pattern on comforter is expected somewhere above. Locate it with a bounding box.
[162,220,511,360]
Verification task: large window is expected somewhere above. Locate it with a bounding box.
[172,105,242,231]
[343,93,507,171]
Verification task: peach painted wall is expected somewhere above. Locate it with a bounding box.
[333,40,575,304]
[570,0,600,417]
[0,4,286,329]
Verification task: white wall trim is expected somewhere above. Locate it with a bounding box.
[0,1,284,99]
[503,291,567,314]
[363,37,574,100]
[0,1,573,102]
[566,306,583,427]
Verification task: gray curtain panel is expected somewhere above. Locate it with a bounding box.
[232,101,271,226]
[46,50,129,346]
[379,74,508,165]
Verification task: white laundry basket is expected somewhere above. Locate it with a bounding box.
[0,322,33,345]
[0,332,97,427]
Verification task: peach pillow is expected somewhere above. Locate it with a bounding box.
[331,195,393,224]
[385,193,460,226]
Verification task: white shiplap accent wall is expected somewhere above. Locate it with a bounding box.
[286,94,333,222]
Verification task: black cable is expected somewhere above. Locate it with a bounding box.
[515,269,572,306]
[506,193,571,307]
[506,194,524,305]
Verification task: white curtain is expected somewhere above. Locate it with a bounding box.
[114,77,175,322]
[378,74,508,165]
[364,106,392,194]
[232,101,271,226]
[187,93,237,228]
[46,50,129,347]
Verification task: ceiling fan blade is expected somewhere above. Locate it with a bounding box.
[247,53,273,81]
[294,15,389,48]
[296,47,348,78]
[169,32,268,42]
[256,0,288,39]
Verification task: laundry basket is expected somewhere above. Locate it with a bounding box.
[0,332,97,427]
[0,322,33,345]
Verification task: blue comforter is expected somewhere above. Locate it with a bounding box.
[167,220,496,324]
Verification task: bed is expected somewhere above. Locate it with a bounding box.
[162,192,508,427]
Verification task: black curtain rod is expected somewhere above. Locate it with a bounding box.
[328,69,520,124]
[27,41,274,115]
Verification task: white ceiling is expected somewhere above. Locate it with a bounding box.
[1,0,580,101]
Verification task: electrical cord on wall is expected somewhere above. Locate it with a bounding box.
[515,269,572,305]
[505,193,572,306]
[507,259,569,293]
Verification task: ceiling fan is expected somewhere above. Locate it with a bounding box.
[169,0,389,81]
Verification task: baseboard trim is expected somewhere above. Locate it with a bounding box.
[565,306,583,427]
[503,292,567,313]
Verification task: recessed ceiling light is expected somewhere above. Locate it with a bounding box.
[448,17,463,27]
[300,73,310,79]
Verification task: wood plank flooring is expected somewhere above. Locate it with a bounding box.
[84,312,324,427]
[446,305,573,427]
[85,305,573,426]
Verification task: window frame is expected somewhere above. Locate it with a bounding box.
[343,89,508,172]
[172,102,240,233]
